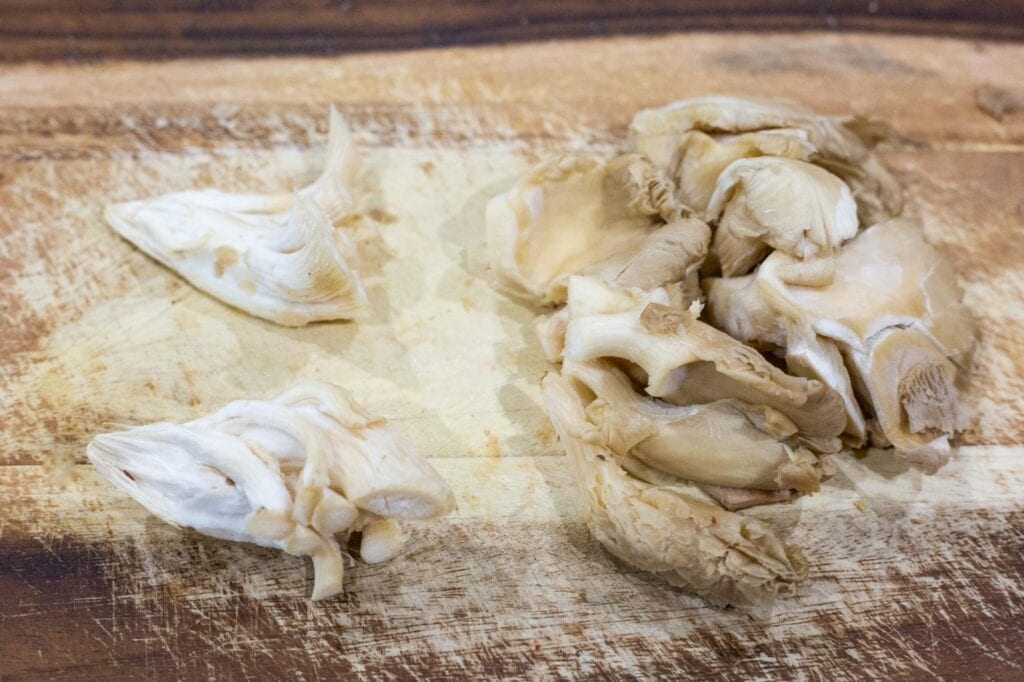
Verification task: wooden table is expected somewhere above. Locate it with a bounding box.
[2,26,1023,680]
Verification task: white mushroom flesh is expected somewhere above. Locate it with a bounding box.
[669,128,816,215]
[629,94,903,226]
[105,108,368,326]
[87,380,455,600]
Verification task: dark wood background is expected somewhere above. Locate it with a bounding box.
[2,0,1023,62]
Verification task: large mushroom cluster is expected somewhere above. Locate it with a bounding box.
[487,95,974,607]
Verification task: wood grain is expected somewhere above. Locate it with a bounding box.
[1,32,1023,678]
[3,1,1024,62]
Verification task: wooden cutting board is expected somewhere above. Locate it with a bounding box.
[2,31,1023,679]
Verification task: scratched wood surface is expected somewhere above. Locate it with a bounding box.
[1,32,1023,679]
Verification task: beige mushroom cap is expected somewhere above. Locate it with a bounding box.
[485,153,687,305]
[542,371,808,608]
[706,218,974,469]
[105,109,368,326]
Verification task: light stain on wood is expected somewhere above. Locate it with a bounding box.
[1,32,1023,678]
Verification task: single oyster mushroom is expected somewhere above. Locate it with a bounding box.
[704,157,859,277]
[705,218,973,470]
[606,218,711,306]
[564,359,826,494]
[87,380,455,600]
[105,108,368,326]
[705,260,868,445]
[532,218,711,363]
[667,128,817,215]
[541,371,808,607]
[629,94,903,226]
[562,276,847,440]
[485,152,688,305]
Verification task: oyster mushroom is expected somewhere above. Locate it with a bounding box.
[564,359,826,493]
[629,94,903,226]
[704,261,868,445]
[666,128,816,214]
[541,371,808,607]
[105,108,368,326]
[704,157,859,277]
[87,380,455,600]
[485,152,688,305]
[705,218,973,470]
[610,450,802,511]
[562,276,847,440]
[606,218,711,305]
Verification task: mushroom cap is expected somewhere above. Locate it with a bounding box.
[541,371,808,608]
[629,94,903,226]
[706,157,859,274]
[485,153,687,305]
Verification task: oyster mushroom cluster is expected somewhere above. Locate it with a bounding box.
[106,108,368,326]
[488,94,973,606]
[87,381,456,600]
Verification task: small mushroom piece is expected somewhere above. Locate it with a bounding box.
[706,218,974,470]
[562,277,847,439]
[358,518,407,563]
[605,218,712,306]
[541,371,808,607]
[848,328,969,472]
[87,380,455,600]
[105,108,368,326]
[629,94,902,225]
[536,308,570,363]
[668,129,817,214]
[565,359,824,492]
[485,153,685,305]
[705,158,859,277]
